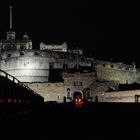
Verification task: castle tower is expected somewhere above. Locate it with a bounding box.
[7,6,16,40]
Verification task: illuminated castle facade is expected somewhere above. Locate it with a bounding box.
[1,6,140,103]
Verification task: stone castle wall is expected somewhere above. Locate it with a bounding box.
[0,50,93,82]
[93,90,140,102]
[136,70,140,84]
[0,50,51,82]
[25,82,65,102]
[25,81,140,103]
[25,72,97,102]
[1,48,140,103]
[63,72,96,96]
[95,60,137,84]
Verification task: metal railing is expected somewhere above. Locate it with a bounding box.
[0,69,41,97]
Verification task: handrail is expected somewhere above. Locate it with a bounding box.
[0,69,41,97]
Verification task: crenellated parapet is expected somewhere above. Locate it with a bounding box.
[40,42,67,52]
[0,49,94,64]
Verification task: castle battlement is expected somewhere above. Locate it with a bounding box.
[40,42,67,52]
[0,49,92,62]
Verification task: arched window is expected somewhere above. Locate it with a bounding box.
[67,88,71,98]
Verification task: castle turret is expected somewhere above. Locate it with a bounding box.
[7,31,16,40]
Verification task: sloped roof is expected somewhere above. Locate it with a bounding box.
[118,82,140,91]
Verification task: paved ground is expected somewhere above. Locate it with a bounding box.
[1,102,140,139]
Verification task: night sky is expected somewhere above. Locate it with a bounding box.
[0,1,140,66]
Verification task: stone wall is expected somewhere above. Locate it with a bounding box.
[93,90,140,102]
[136,71,140,84]
[63,72,96,99]
[25,82,65,102]
[0,50,93,82]
[0,51,50,82]
[95,60,136,84]
[24,80,140,103]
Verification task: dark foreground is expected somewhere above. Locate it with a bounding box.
[1,102,140,139]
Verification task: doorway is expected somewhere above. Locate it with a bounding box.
[73,91,83,100]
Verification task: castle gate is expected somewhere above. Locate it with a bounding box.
[73,91,83,100]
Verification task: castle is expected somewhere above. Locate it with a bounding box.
[1,6,140,103]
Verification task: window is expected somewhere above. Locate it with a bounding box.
[111,65,114,68]
[63,64,68,70]
[7,54,11,57]
[67,88,71,98]
[67,92,70,98]
[103,64,106,67]
[20,46,24,50]
[125,67,129,70]
[34,52,39,55]
[73,81,83,86]
[49,62,54,69]
[86,88,90,98]
[20,51,24,55]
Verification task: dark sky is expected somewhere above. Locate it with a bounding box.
[0,1,140,66]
